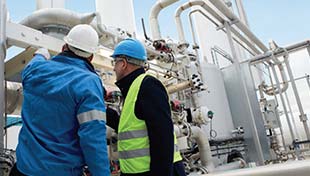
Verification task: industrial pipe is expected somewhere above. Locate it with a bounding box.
[249,40,310,65]
[0,0,7,151]
[149,0,179,41]
[208,0,268,52]
[176,0,261,55]
[6,82,23,114]
[235,0,249,27]
[269,62,296,141]
[20,8,96,34]
[190,126,215,172]
[213,160,245,172]
[261,63,289,96]
[167,80,192,94]
[283,54,310,140]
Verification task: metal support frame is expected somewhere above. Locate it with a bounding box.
[306,75,310,94]
[224,21,265,165]
[284,91,300,140]
[0,0,7,151]
[269,62,296,142]
[283,55,310,140]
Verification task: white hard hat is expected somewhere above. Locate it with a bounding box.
[64,24,99,55]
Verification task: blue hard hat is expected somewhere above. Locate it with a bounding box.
[111,38,147,61]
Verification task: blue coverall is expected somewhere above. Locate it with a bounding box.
[16,51,110,176]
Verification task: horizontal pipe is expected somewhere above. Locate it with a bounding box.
[20,8,96,31]
[208,0,268,52]
[249,40,310,65]
[167,80,192,94]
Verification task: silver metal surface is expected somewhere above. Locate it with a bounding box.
[270,63,296,142]
[222,21,269,164]
[284,56,310,140]
[0,0,7,151]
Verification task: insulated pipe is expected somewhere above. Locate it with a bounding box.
[270,62,296,142]
[6,82,23,114]
[0,0,7,151]
[213,160,245,172]
[262,63,289,96]
[284,55,310,140]
[149,0,179,41]
[176,0,261,55]
[20,8,96,32]
[306,75,310,93]
[284,91,300,140]
[175,0,204,44]
[235,0,249,27]
[167,80,192,94]
[208,0,268,52]
[249,40,310,65]
[190,126,215,172]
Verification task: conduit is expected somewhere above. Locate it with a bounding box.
[149,0,179,41]
[174,0,265,55]
[190,126,215,172]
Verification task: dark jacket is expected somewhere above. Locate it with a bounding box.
[107,68,174,176]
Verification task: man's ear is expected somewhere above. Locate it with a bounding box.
[62,44,68,52]
[87,54,94,62]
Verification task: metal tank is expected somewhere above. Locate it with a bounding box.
[196,63,235,139]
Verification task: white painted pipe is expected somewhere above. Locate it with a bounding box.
[149,0,179,41]
[214,160,245,172]
[235,0,249,27]
[284,55,310,140]
[175,0,262,55]
[175,0,204,44]
[208,0,268,52]
[167,80,192,94]
[6,82,23,114]
[20,8,96,30]
[263,63,289,96]
[206,160,310,176]
[190,126,215,172]
[270,63,296,141]
[0,0,7,151]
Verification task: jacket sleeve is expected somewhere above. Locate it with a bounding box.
[22,54,47,81]
[135,76,174,176]
[106,107,120,131]
[76,76,110,176]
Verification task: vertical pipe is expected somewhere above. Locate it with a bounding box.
[0,0,7,151]
[284,56,310,140]
[235,0,249,26]
[270,63,296,142]
[224,21,265,165]
[284,91,300,140]
[306,75,310,94]
[266,64,287,149]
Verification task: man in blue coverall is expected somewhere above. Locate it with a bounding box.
[10,24,110,176]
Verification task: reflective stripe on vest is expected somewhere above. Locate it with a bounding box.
[119,148,150,159]
[77,110,106,124]
[118,129,148,140]
[174,134,183,162]
[118,74,150,174]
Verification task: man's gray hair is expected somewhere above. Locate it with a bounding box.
[126,57,146,67]
[68,45,92,58]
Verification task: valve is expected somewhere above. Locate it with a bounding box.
[153,40,172,53]
[170,99,185,112]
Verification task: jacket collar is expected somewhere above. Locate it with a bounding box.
[115,68,145,98]
[52,51,97,74]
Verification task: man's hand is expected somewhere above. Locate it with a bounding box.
[34,48,50,60]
